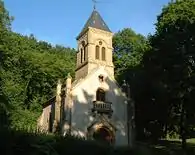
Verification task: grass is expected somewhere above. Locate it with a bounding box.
[0,129,135,155]
[1,128,195,155]
[187,138,195,144]
[136,138,195,155]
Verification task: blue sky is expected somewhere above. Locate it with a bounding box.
[4,0,170,48]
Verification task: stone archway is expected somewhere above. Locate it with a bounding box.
[93,126,114,144]
[87,123,115,145]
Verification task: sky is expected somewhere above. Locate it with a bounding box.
[4,0,170,48]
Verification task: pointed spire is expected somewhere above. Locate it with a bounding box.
[77,8,111,40]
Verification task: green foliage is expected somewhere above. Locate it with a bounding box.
[156,0,195,36]
[112,29,157,141]
[0,0,13,30]
[0,0,12,130]
[138,0,195,146]
[113,28,150,79]
[0,29,76,130]
[0,88,9,128]
[112,1,195,146]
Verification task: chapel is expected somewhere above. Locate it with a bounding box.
[37,8,135,147]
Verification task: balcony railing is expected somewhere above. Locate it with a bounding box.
[92,101,113,115]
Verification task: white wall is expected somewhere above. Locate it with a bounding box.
[70,67,129,145]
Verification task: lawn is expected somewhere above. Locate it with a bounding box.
[1,128,195,155]
[135,139,195,155]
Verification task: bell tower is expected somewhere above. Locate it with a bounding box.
[75,9,114,80]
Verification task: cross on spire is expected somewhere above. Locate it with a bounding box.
[92,0,97,10]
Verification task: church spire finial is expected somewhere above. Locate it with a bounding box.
[92,0,97,10]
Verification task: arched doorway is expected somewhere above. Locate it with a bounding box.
[93,126,114,145]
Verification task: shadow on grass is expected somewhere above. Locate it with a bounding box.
[137,139,195,155]
[0,129,137,155]
[1,127,195,155]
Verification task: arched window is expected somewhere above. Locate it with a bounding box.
[96,45,100,59]
[102,47,106,61]
[84,46,86,61]
[96,88,105,101]
[81,48,83,63]
[82,41,86,62]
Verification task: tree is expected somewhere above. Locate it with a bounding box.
[113,28,157,140]
[145,0,195,149]
[0,26,76,130]
[0,0,13,30]
[0,0,77,131]
[0,0,13,130]
[113,28,150,80]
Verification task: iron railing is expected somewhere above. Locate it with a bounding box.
[92,101,113,115]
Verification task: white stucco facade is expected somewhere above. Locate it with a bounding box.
[64,67,129,146]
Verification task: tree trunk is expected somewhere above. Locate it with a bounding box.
[180,102,187,150]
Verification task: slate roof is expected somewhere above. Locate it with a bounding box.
[77,10,111,39]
